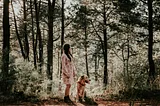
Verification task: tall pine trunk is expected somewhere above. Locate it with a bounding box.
[84,5,89,77]
[61,0,64,52]
[103,3,108,86]
[148,0,155,82]
[85,23,89,77]
[2,0,10,94]
[34,0,43,72]
[23,0,29,60]
[47,0,55,80]
[60,0,65,79]
[30,0,37,68]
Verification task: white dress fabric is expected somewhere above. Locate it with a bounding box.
[61,53,76,84]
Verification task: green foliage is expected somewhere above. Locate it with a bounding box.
[0,55,16,94]
[153,0,160,31]
[118,0,137,12]
[117,0,142,26]
[73,5,91,30]
[13,58,45,97]
[12,58,66,99]
[115,60,149,91]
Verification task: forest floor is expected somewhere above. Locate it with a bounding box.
[0,97,160,106]
[1,90,160,106]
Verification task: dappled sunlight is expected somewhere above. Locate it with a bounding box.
[1,0,160,105]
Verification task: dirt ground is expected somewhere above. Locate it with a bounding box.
[1,98,160,106]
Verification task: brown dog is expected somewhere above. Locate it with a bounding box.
[76,75,90,102]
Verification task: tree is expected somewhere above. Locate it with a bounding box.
[116,0,141,89]
[147,0,155,82]
[23,0,30,60]
[1,0,10,94]
[34,0,43,72]
[73,5,90,77]
[102,0,108,86]
[11,0,26,59]
[47,0,55,80]
[90,0,118,86]
[61,0,64,51]
[30,0,37,68]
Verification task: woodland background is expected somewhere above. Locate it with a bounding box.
[0,0,160,105]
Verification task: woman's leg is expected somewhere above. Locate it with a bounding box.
[65,84,71,96]
[64,84,72,102]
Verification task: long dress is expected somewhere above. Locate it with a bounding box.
[61,53,76,85]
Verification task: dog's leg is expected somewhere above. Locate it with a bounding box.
[81,86,85,102]
[76,83,80,102]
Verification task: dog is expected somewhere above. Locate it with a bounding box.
[76,75,90,102]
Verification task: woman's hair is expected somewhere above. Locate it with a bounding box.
[63,44,72,61]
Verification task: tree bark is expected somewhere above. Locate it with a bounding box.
[60,0,65,79]
[2,0,10,94]
[47,0,55,80]
[23,0,29,60]
[30,0,37,68]
[95,53,98,81]
[148,0,155,81]
[103,3,108,86]
[11,0,25,59]
[84,5,89,78]
[85,24,89,77]
[34,0,43,72]
[61,0,64,52]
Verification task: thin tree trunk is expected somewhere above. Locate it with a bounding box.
[23,0,29,60]
[148,0,155,81]
[60,0,65,79]
[84,5,89,78]
[57,50,60,76]
[85,26,89,77]
[95,53,98,81]
[30,0,37,68]
[2,0,10,94]
[61,0,64,52]
[11,0,25,59]
[103,3,108,86]
[34,0,43,72]
[38,0,43,72]
[126,34,130,89]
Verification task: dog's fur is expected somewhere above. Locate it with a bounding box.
[76,75,90,102]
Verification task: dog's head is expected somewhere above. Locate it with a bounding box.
[78,75,90,84]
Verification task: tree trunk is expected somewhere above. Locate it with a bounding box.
[148,0,155,81]
[47,0,55,80]
[11,0,25,59]
[61,0,64,52]
[2,0,10,94]
[103,3,108,86]
[95,53,98,81]
[84,5,89,77]
[57,50,60,76]
[60,0,65,79]
[30,0,37,68]
[23,0,29,60]
[126,34,130,89]
[85,26,89,77]
[34,0,43,72]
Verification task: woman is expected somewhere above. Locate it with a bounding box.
[61,44,76,103]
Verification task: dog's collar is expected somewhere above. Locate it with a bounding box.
[78,82,85,86]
